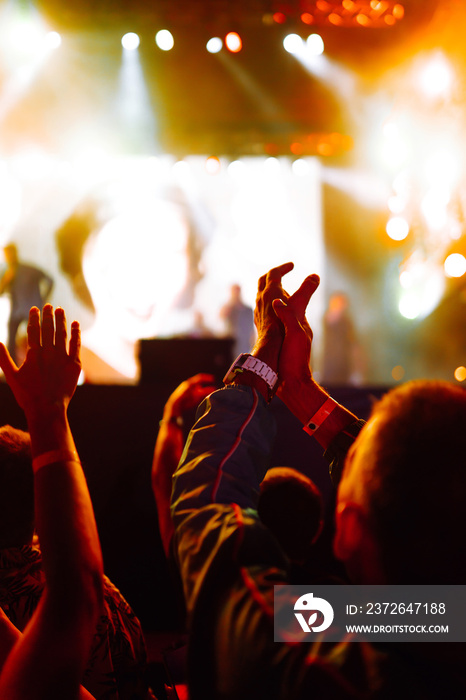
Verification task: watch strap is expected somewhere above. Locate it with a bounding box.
[223,353,278,394]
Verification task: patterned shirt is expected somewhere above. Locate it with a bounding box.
[0,543,154,700]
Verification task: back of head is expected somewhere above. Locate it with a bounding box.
[0,426,33,549]
[362,380,466,583]
[258,467,323,564]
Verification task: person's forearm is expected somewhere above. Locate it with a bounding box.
[28,407,103,625]
[278,376,358,449]
[152,422,184,557]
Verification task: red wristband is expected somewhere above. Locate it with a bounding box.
[303,397,338,435]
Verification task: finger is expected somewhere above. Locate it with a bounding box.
[273,298,302,331]
[258,272,268,292]
[27,307,41,349]
[41,304,55,347]
[0,342,17,383]
[54,307,67,353]
[69,321,81,362]
[266,262,294,283]
[288,274,320,318]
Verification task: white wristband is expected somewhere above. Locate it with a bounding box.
[303,397,338,435]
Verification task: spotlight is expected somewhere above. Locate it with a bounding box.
[399,294,420,320]
[283,34,304,55]
[45,31,61,50]
[155,29,174,51]
[306,33,324,55]
[418,53,453,99]
[205,156,221,174]
[444,253,466,278]
[225,32,242,53]
[206,37,223,54]
[121,32,140,51]
[386,216,409,241]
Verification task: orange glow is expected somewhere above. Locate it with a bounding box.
[454,366,466,382]
[273,12,287,24]
[329,13,343,25]
[316,1,332,11]
[384,14,396,25]
[225,32,242,53]
[317,142,333,156]
[391,365,405,381]
[393,4,405,20]
[290,142,303,155]
[342,0,355,10]
[356,14,370,26]
[301,13,314,25]
[265,143,279,155]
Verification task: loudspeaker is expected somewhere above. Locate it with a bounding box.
[138,337,234,390]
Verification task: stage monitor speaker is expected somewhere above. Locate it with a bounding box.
[138,337,234,390]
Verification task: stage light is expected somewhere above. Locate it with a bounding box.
[206,37,222,54]
[391,365,405,381]
[45,31,61,50]
[264,157,280,172]
[418,53,453,99]
[121,32,140,51]
[205,156,221,174]
[399,294,420,319]
[283,34,304,55]
[301,13,314,25]
[155,29,174,51]
[329,13,343,26]
[306,34,324,55]
[225,32,242,53]
[444,253,466,278]
[292,159,310,176]
[454,366,466,382]
[386,216,409,241]
[273,12,287,24]
[399,270,412,288]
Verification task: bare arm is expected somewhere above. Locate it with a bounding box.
[152,373,216,557]
[0,305,103,700]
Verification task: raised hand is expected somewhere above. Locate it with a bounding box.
[273,273,320,388]
[0,305,81,418]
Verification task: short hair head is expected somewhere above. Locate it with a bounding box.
[258,467,323,564]
[339,380,466,583]
[0,426,33,548]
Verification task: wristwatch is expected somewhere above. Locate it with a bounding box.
[223,353,278,395]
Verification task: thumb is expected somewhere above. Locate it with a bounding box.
[0,343,17,384]
[288,274,320,317]
[273,298,300,330]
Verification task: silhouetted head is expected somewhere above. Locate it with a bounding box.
[335,380,466,584]
[258,467,323,564]
[0,426,33,549]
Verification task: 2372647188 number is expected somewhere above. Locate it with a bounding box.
[366,602,446,614]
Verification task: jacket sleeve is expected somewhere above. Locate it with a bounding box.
[171,385,286,615]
